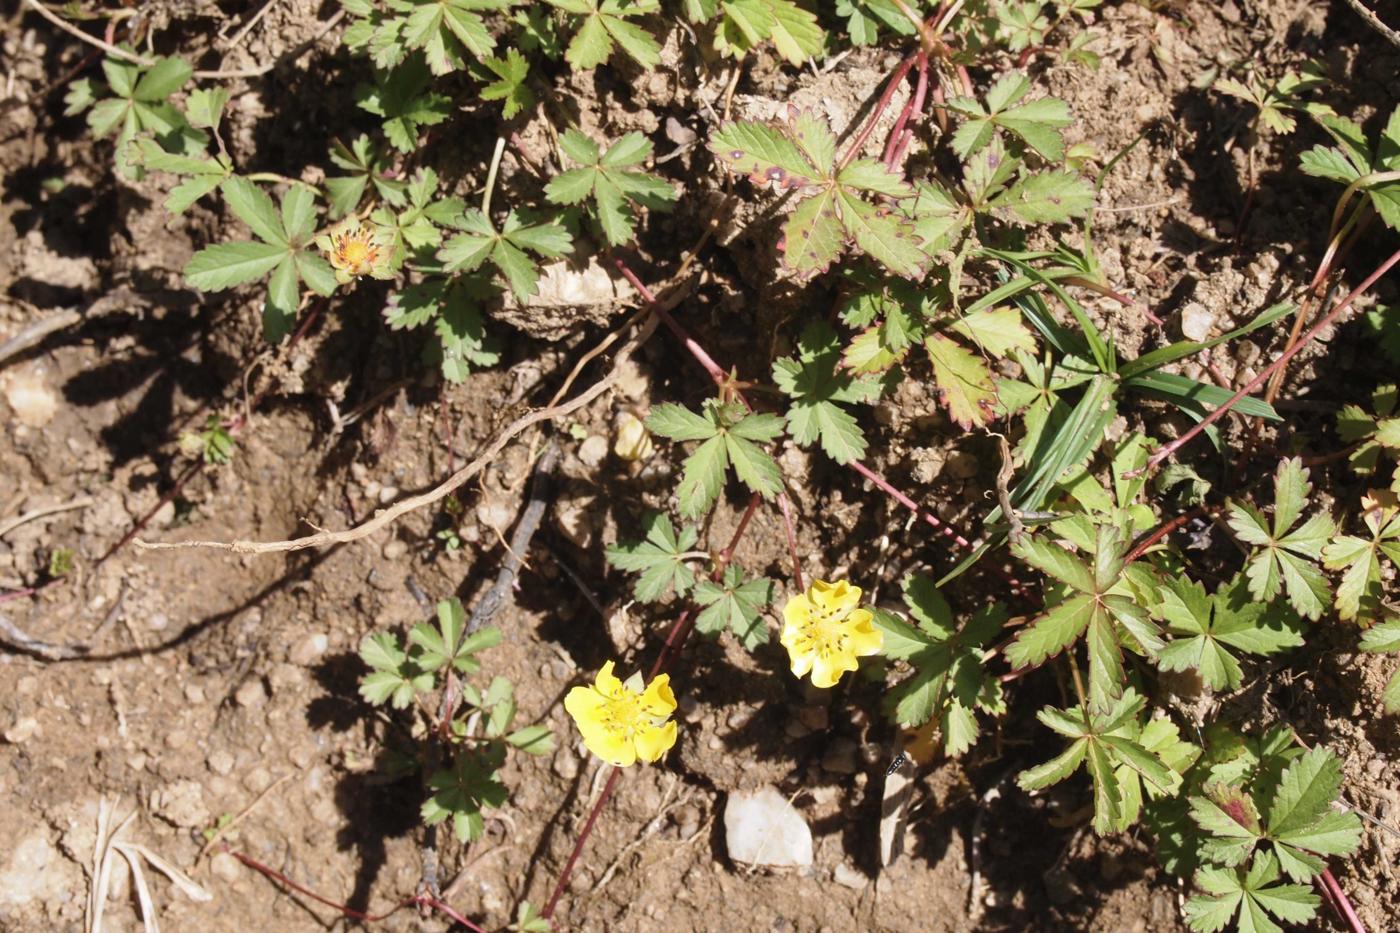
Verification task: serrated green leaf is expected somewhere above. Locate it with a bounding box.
[925,334,998,428]
[184,241,287,290]
[605,512,700,602]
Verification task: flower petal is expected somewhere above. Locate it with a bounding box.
[634,720,677,762]
[782,593,813,627]
[810,652,853,689]
[594,660,622,696]
[564,685,607,724]
[847,611,883,657]
[587,730,637,768]
[788,646,815,680]
[641,674,677,716]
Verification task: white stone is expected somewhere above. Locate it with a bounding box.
[1180,303,1214,342]
[4,716,39,744]
[577,435,609,469]
[289,632,329,666]
[833,863,868,889]
[0,830,75,906]
[234,679,267,709]
[724,786,813,868]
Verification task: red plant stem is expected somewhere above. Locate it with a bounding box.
[847,459,971,550]
[1124,505,1208,564]
[1319,868,1367,933]
[544,494,760,922]
[887,55,930,168]
[777,492,805,592]
[1138,246,1400,474]
[224,847,488,931]
[837,53,919,171]
[541,767,622,920]
[618,258,998,573]
[882,52,928,167]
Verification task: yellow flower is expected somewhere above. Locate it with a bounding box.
[780,579,882,689]
[564,661,678,767]
[315,219,394,284]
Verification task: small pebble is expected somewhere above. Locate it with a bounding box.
[234,679,267,709]
[207,750,235,776]
[184,684,206,704]
[4,716,39,744]
[577,435,609,469]
[377,486,399,504]
[243,766,273,794]
[289,633,328,666]
[147,613,169,632]
[382,538,408,561]
[1180,303,1214,342]
[833,863,867,889]
[210,852,244,883]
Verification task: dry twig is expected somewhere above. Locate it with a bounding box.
[135,319,652,555]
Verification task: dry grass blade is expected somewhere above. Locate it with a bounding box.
[87,797,212,933]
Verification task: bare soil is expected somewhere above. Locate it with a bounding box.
[2,1,1399,931]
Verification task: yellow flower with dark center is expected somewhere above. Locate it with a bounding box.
[564,661,678,767]
[780,579,882,688]
[315,219,393,284]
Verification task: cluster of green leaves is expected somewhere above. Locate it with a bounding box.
[712,108,931,279]
[1301,104,1400,231]
[544,129,676,245]
[645,397,785,517]
[690,0,824,64]
[605,511,775,650]
[1176,738,1362,933]
[358,598,553,841]
[1338,384,1400,492]
[871,575,1005,756]
[64,54,206,180]
[1215,61,1330,136]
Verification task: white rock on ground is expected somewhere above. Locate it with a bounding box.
[723,785,813,868]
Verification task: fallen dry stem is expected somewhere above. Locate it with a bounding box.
[0,496,93,540]
[134,318,653,555]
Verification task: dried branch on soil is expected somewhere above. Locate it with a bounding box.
[0,308,82,367]
[0,496,93,540]
[134,317,654,555]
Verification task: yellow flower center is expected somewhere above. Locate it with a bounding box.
[792,602,857,659]
[331,229,379,274]
[594,685,647,740]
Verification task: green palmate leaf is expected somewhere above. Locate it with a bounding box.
[184,178,334,343]
[356,55,453,151]
[326,135,408,218]
[393,0,510,75]
[1018,690,1176,833]
[1322,497,1400,622]
[477,48,533,118]
[1226,458,1334,620]
[872,575,1005,756]
[1156,575,1304,691]
[544,0,661,70]
[605,512,700,602]
[646,400,783,518]
[438,209,573,301]
[711,111,928,278]
[544,129,676,245]
[924,334,998,428]
[693,564,775,649]
[947,71,1073,161]
[422,746,508,843]
[1008,522,1163,711]
[1185,852,1320,933]
[358,631,434,707]
[772,320,887,464]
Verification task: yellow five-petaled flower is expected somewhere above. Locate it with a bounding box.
[565,661,678,767]
[780,579,882,689]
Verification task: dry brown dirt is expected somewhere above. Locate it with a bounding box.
[2,1,1399,931]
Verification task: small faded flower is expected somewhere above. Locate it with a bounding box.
[315,219,394,284]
